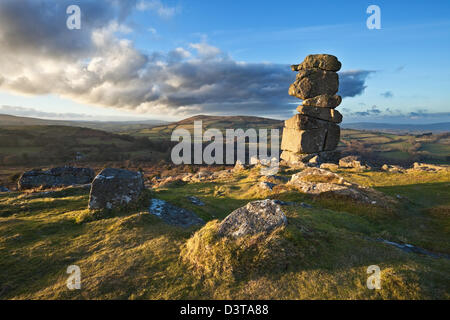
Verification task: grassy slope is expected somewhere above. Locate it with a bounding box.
[0,168,449,299]
[0,125,170,166]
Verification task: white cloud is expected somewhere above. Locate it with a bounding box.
[136,0,179,18]
[189,43,223,60]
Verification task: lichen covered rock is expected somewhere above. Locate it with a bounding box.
[288,168,393,205]
[88,168,144,210]
[218,200,287,238]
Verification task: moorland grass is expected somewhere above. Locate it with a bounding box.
[0,168,449,299]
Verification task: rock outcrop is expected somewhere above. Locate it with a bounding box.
[281,54,343,165]
[408,162,450,172]
[339,155,371,171]
[88,168,144,210]
[217,199,287,238]
[381,164,405,173]
[18,167,95,190]
[287,167,392,205]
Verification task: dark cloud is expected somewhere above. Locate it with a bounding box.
[0,0,117,59]
[338,70,374,98]
[381,91,394,98]
[347,105,384,117]
[354,106,382,117]
[0,0,372,118]
[343,106,450,123]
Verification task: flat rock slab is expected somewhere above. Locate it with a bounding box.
[218,199,287,238]
[281,125,340,154]
[88,168,144,210]
[285,114,335,131]
[291,54,342,72]
[149,198,205,228]
[296,105,343,123]
[302,94,342,108]
[18,167,95,190]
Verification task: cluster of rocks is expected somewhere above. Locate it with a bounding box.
[408,162,449,172]
[151,169,233,188]
[281,54,343,165]
[288,154,371,171]
[18,167,95,190]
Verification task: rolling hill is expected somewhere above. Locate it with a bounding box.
[0,114,168,132]
[126,115,284,139]
[0,125,171,166]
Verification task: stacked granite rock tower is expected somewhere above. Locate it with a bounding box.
[281,54,343,164]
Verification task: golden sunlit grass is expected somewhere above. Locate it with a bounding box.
[0,168,449,299]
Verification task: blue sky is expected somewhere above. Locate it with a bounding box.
[0,0,449,123]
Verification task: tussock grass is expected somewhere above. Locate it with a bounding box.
[180,221,303,282]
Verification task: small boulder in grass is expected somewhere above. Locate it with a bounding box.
[88,168,145,210]
[218,199,287,238]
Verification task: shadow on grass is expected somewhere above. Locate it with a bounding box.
[375,181,450,208]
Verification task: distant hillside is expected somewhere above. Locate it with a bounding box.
[0,125,171,166]
[342,122,450,133]
[0,114,168,132]
[0,114,71,126]
[128,115,284,139]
